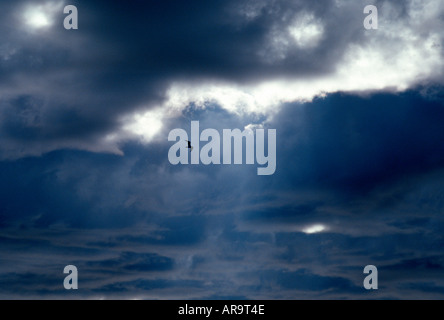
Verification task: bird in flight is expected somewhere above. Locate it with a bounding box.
[186,140,193,152]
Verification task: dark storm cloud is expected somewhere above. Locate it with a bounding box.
[0,272,65,296]
[0,0,382,158]
[78,0,358,79]
[398,282,444,294]
[259,269,359,293]
[115,216,206,246]
[271,90,444,194]
[87,252,174,272]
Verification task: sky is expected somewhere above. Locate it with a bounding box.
[1,0,444,299]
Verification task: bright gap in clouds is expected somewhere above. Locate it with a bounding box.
[302,224,326,234]
[25,9,50,28]
[288,13,324,48]
[22,1,64,29]
[122,108,164,143]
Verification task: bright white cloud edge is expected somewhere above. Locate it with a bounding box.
[120,0,444,146]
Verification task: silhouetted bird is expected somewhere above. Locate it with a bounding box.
[186,140,193,152]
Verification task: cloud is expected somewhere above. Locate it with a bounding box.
[0,0,443,157]
[1,0,444,300]
[87,252,174,272]
[127,0,444,144]
[1,90,444,299]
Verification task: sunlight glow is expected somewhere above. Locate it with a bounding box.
[302,224,326,234]
[25,10,50,28]
[22,1,64,29]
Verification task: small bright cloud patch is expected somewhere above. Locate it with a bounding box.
[302,225,326,234]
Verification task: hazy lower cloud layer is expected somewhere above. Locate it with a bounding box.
[1,0,444,299]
